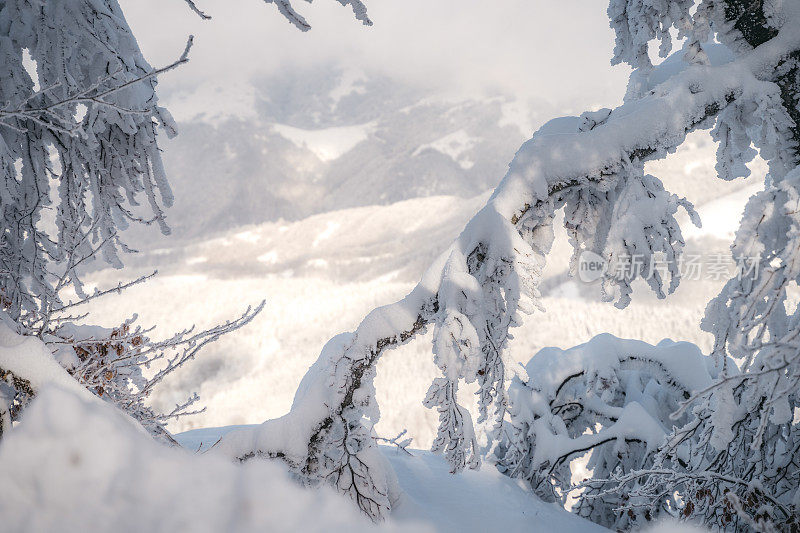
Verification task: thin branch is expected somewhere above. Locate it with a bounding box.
[183,0,211,19]
[374,429,413,455]
[0,37,195,129]
[49,271,158,314]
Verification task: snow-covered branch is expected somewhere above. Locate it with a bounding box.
[182,0,211,19]
[0,37,193,132]
[209,1,800,524]
[493,335,713,529]
[209,12,799,522]
[182,0,372,30]
[38,300,266,443]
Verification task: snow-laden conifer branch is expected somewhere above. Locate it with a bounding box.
[213,6,800,520]
[0,36,194,131]
[492,335,714,529]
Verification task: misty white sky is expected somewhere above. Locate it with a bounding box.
[121,0,632,122]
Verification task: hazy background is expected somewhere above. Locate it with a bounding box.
[75,1,764,445]
[123,0,629,119]
[114,1,632,244]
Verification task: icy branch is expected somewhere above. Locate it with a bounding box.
[0,37,194,134]
[211,2,800,523]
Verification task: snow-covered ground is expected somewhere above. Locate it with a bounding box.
[0,380,703,531]
[0,383,609,532]
[176,425,607,533]
[0,387,402,533]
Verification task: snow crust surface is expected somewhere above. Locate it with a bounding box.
[0,387,412,533]
[0,386,605,532]
[176,426,608,532]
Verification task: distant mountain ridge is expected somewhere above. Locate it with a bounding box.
[134,67,543,246]
[120,66,763,289]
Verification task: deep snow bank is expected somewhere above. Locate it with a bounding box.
[0,385,597,532]
[0,386,412,533]
[0,383,708,532]
[177,425,607,532]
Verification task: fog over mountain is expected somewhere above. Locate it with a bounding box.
[144,68,551,243]
[117,0,631,247]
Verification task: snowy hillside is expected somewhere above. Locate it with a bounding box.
[116,192,490,283]
[118,60,759,247]
[123,66,764,250]
[123,69,544,245]
[76,125,766,449]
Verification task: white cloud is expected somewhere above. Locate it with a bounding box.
[120,0,631,117]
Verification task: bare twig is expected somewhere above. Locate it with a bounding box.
[48,271,158,314]
[183,0,211,19]
[374,429,413,455]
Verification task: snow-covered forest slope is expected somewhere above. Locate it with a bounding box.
[78,110,763,448]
